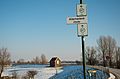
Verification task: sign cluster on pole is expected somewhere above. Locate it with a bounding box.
[67,4,88,36]
[66,0,88,79]
[77,4,88,36]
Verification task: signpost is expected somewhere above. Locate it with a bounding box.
[66,0,87,79]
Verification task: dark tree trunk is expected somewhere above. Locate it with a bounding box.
[103,51,106,67]
[0,66,4,78]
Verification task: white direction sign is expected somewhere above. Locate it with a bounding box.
[77,4,87,16]
[77,23,88,36]
[67,16,88,24]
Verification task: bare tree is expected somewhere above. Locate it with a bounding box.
[32,56,41,64]
[0,48,11,78]
[106,36,116,67]
[97,36,108,67]
[97,36,117,67]
[17,59,25,64]
[22,75,29,79]
[116,47,120,68]
[86,46,98,65]
[41,54,48,64]
[27,70,38,79]
[11,70,19,79]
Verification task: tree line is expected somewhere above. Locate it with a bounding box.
[13,54,48,65]
[86,36,120,69]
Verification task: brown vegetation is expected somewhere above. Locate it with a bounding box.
[0,48,11,78]
[86,36,120,69]
[14,54,48,64]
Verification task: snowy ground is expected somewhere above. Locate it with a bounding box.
[2,64,109,79]
[2,64,63,79]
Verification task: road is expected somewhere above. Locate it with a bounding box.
[109,68,120,79]
[88,65,120,79]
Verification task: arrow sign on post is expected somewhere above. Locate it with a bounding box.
[67,16,88,24]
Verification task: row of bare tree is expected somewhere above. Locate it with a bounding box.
[14,54,48,65]
[86,36,120,68]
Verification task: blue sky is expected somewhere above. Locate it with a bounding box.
[0,0,120,61]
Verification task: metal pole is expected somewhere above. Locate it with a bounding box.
[80,0,86,79]
[80,0,82,4]
[81,36,86,79]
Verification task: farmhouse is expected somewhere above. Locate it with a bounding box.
[50,57,61,67]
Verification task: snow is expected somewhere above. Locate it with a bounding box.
[2,64,63,79]
[108,73,115,79]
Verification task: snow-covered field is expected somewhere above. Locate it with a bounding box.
[2,64,109,79]
[2,64,63,79]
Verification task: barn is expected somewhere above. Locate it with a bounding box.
[50,57,61,67]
